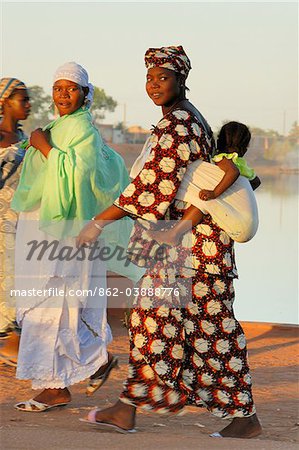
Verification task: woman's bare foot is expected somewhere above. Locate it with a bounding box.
[33,388,71,406]
[215,414,262,438]
[90,400,136,430]
[148,229,179,246]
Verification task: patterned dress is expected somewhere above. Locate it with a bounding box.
[114,108,256,419]
[0,130,25,333]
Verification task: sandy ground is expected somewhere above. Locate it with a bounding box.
[0,318,298,450]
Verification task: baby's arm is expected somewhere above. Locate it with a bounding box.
[199,158,240,200]
[250,175,261,190]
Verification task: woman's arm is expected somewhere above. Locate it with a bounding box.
[93,204,128,227]
[76,205,128,248]
[199,157,240,200]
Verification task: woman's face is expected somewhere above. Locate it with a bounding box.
[6,89,31,120]
[53,80,85,116]
[146,67,181,107]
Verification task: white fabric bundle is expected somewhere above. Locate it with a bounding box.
[176,160,259,243]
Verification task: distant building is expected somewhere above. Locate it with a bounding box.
[97,123,150,145]
[98,124,114,143]
[112,128,125,144]
[125,125,150,144]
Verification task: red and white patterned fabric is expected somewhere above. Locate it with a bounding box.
[114,107,255,418]
[144,46,191,78]
[115,108,237,278]
[120,273,255,418]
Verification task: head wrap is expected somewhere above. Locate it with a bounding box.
[145,45,191,79]
[53,62,94,108]
[0,77,27,114]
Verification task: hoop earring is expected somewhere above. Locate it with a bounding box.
[82,97,90,110]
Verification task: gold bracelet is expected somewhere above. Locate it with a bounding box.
[91,216,103,232]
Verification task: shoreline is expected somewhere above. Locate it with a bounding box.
[110,142,299,176]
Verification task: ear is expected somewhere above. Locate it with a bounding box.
[3,98,12,110]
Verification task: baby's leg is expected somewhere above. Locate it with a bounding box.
[148,206,203,246]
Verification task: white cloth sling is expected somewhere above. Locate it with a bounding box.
[131,135,259,243]
[176,160,259,243]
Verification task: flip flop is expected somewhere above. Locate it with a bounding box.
[0,331,12,339]
[79,409,136,434]
[14,399,69,412]
[0,353,17,367]
[86,356,119,396]
[210,432,223,438]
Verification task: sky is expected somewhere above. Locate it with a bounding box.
[1,1,298,134]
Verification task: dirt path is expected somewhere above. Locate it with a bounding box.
[1,320,298,450]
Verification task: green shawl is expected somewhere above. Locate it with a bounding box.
[12,108,141,280]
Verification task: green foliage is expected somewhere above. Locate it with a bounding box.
[288,121,299,143]
[249,127,282,138]
[114,121,126,131]
[28,86,52,116]
[23,85,53,133]
[90,87,117,123]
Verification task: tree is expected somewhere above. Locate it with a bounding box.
[28,86,52,117]
[90,87,117,124]
[114,121,126,131]
[23,85,53,133]
[288,121,299,143]
[250,127,281,138]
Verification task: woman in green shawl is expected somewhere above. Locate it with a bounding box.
[12,62,137,412]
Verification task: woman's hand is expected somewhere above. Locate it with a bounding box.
[76,221,102,248]
[76,205,128,248]
[199,189,216,201]
[30,129,52,157]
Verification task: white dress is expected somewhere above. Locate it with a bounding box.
[15,208,111,389]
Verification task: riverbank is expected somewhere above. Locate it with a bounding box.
[1,319,298,450]
[111,143,298,176]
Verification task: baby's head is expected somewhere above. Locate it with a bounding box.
[216,121,251,157]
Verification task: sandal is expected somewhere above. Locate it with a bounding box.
[0,331,12,340]
[86,356,119,396]
[210,432,223,438]
[0,353,17,367]
[14,399,68,412]
[80,408,136,434]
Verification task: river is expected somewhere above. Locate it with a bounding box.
[234,173,298,324]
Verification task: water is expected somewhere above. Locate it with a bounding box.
[233,173,298,325]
